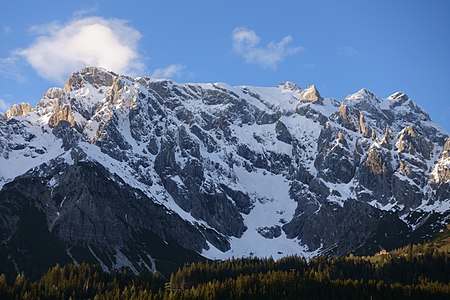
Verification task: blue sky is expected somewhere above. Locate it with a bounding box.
[1,0,449,131]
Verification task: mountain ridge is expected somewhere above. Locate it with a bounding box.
[0,66,448,277]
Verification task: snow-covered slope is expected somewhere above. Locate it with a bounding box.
[0,67,449,276]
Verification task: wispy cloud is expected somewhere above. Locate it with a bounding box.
[151,64,185,79]
[73,6,99,18]
[28,21,61,35]
[232,27,303,69]
[0,57,26,82]
[0,98,10,112]
[339,46,359,57]
[16,16,145,83]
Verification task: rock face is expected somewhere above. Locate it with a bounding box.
[299,85,322,101]
[0,67,449,278]
[0,161,204,279]
[5,103,33,119]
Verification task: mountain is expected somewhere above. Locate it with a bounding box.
[0,67,449,278]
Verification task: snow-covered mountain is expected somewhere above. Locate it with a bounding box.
[0,67,449,277]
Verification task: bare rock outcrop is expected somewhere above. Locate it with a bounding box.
[299,85,322,101]
[5,103,33,119]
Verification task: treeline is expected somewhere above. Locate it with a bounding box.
[0,263,164,299]
[166,248,449,299]
[0,243,449,299]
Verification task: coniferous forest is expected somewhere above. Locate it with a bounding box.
[0,237,449,300]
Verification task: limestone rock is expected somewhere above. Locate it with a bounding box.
[397,160,412,177]
[48,104,74,126]
[444,138,450,159]
[64,66,115,92]
[365,147,388,175]
[396,125,432,159]
[381,127,392,149]
[337,103,350,128]
[371,128,377,140]
[299,85,322,101]
[359,112,370,137]
[5,102,33,119]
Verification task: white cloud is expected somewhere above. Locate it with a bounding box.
[232,27,303,69]
[0,98,10,112]
[339,46,359,57]
[17,17,145,83]
[151,64,185,79]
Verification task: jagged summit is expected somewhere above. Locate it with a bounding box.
[277,82,321,102]
[389,91,409,101]
[64,66,117,92]
[5,102,33,119]
[0,67,448,278]
[345,88,380,102]
[1,68,428,127]
[299,85,322,102]
[278,81,301,92]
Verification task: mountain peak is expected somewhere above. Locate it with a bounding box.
[43,87,65,100]
[345,88,379,102]
[64,66,117,92]
[383,92,432,122]
[5,102,33,119]
[388,91,409,101]
[299,85,322,101]
[278,81,301,92]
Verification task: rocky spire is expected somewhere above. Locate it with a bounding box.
[371,128,377,141]
[398,160,412,177]
[5,103,33,119]
[381,126,392,149]
[337,102,357,131]
[299,85,322,102]
[338,102,348,119]
[404,125,416,137]
[396,127,412,153]
[365,147,388,175]
[359,111,370,138]
[444,138,450,160]
[336,130,349,148]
